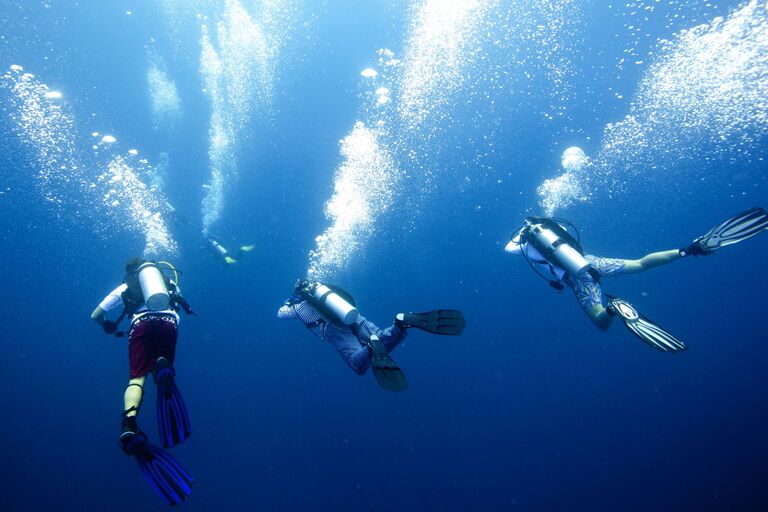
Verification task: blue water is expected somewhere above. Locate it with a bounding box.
[1,1,767,510]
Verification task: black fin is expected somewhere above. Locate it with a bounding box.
[400,310,465,335]
[368,337,408,392]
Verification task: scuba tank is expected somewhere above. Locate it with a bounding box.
[208,237,228,257]
[137,262,170,310]
[306,282,359,325]
[520,217,599,282]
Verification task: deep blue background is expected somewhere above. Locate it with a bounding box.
[1,1,767,510]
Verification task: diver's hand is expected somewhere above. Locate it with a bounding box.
[102,320,118,334]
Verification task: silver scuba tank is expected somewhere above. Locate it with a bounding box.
[137,262,170,311]
[311,283,359,325]
[211,240,227,257]
[526,221,591,277]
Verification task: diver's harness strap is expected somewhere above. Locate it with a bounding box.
[122,405,139,417]
[111,309,129,337]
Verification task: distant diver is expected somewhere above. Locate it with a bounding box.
[278,280,466,391]
[165,200,255,266]
[205,233,255,266]
[505,207,768,352]
[91,257,196,505]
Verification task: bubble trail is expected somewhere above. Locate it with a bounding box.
[197,0,299,235]
[537,0,768,214]
[307,122,401,281]
[2,65,178,256]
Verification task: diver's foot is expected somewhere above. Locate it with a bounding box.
[120,430,136,448]
[120,414,139,450]
[120,430,150,456]
[120,428,139,455]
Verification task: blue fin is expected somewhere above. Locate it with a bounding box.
[154,357,191,448]
[124,432,193,506]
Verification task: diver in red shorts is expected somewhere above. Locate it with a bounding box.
[91,257,196,506]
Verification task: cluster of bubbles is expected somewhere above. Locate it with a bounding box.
[538,0,768,214]
[196,0,300,234]
[537,147,590,216]
[304,50,402,279]
[97,151,178,257]
[146,58,183,129]
[1,65,85,209]
[609,0,768,166]
[1,65,177,257]
[306,1,584,277]
[397,0,495,130]
[307,122,400,280]
[610,0,728,89]
[305,1,584,277]
[199,25,233,235]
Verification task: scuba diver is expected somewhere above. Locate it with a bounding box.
[205,232,255,266]
[278,280,466,391]
[165,201,255,266]
[505,207,768,352]
[91,257,196,505]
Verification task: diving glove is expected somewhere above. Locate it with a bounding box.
[102,320,118,334]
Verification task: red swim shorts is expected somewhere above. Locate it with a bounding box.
[128,315,178,378]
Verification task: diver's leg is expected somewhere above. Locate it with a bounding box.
[327,329,371,375]
[586,303,613,331]
[379,323,407,353]
[570,275,614,331]
[120,377,146,444]
[150,316,179,368]
[123,377,146,415]
[619,250,682,274]
[122,318,153,439]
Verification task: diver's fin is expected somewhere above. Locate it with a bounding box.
[153,357,191,448]
[368,336,408,392]
[224,256,238,264]
[396,310,465,335]
[608,298,686,353]
[691,207,768,254]
[122,432,193,506]
[240,244,255,252]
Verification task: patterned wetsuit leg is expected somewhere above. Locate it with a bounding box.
[279,299,371,375]
[350,316,407,352]
[565,255,628,313]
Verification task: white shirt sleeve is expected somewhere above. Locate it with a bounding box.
[504,231,524,255]
[98,283,128,313]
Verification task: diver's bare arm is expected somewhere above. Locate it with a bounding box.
[621,249,682,274]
